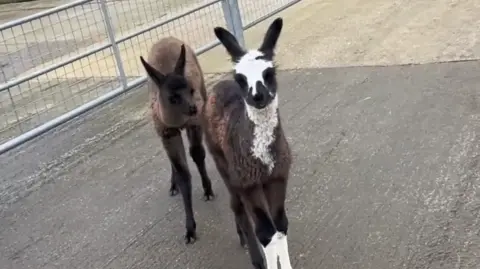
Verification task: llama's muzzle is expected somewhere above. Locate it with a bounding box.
[188,105,198,116]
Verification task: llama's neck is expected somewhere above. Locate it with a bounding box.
[245,96,279,173]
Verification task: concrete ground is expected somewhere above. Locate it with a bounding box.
[1,0,480,268]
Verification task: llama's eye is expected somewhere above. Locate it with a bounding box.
[263,68,275,84]
[190,88,194,95]
[234,74,248,89]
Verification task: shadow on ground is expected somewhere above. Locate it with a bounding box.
[0,61,479,269]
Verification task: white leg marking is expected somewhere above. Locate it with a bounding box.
[261,232,293,269]
[277,233,292,269]
[262,233,279,269]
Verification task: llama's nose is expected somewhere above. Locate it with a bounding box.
[249,82,269,109]
[188,105,197,115]
[252,92,264,103]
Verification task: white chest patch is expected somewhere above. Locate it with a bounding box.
[246,96,279,173]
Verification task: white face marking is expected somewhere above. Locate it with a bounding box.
[235,51,278,173]
[261,232,293,269]
[234,50,273,96]
[246,95,278,173]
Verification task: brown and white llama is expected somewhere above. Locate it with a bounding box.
[203,18,293,269]
[139,37,214,244]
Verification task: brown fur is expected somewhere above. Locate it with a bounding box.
[204,81,292,189]
[203,75,292,269]
[147,37,206,130]
[203,18,293,269]
[140,37,214,244]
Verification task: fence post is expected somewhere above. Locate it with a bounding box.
[98,0,128,89]
[221,0,245,47]
[0,67,22,133]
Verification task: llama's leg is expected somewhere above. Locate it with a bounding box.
[186,125,214,200]
[265,179,292,269]
[241,186,278,269]
[231,194,266,269]
[235,218,247,248]
[209,151,248,249]
[213,158,246,247]
[208,149,265,269]
[169,163,179,196]
[161,128,197,244]
[229,195,247,247]
[154,120,178,196]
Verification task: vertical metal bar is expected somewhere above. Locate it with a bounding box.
[0,65,22,132]
[7,88,22,133]
[221,0,235,40]
[221,0,245,47]
[98,0,128,89]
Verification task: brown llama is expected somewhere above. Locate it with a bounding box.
[203,18,293,269]
[139,37,214,244]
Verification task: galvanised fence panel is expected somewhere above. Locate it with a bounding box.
[0,0,300,154]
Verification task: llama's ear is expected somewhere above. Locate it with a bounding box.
[258,17,283,57]
[214,27,246,62]
[140,56,166,87]
[174,44,186,75]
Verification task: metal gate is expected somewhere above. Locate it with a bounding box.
[0,0,300,154]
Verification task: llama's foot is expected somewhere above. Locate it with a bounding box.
[248,243,266,269]
[184,229,197,244]
[235,222,246,248]
[251,257,266,269]
[169,181,179,196]
[239,235,247,249]
[203,186,215,201]
[185,219,197,244]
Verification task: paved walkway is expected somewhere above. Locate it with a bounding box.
[1,0,480,268]
[1,60,479,269]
